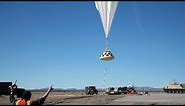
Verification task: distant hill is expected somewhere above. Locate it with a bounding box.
[28,86,163,92]
[28,88,84,92]
[135,86,163,92]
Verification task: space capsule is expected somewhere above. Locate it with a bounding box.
[100,48,114,61]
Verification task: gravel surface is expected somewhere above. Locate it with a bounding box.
[1,92,185,105]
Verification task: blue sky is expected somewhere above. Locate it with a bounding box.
[0,1,185,89]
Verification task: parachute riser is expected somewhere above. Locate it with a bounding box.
[105,37,109,49]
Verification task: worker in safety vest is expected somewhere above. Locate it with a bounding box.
[9,84,53,105]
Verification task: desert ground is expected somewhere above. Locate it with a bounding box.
[1,92,185,105]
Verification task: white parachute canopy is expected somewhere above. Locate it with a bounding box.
[95,1,118,39]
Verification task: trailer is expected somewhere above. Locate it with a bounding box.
[0,82,12,96]
[105,85,138,95]
[0,81,25,98]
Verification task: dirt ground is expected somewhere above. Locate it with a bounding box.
[1,92,185,105]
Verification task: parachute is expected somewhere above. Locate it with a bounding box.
[95,1,118,61]
[95,1,118,39]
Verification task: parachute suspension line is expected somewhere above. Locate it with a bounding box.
[103,62,107,89]
[105,37,109,49]
[103,67,106,89]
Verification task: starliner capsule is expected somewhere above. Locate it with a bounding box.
[100,48,114,61]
